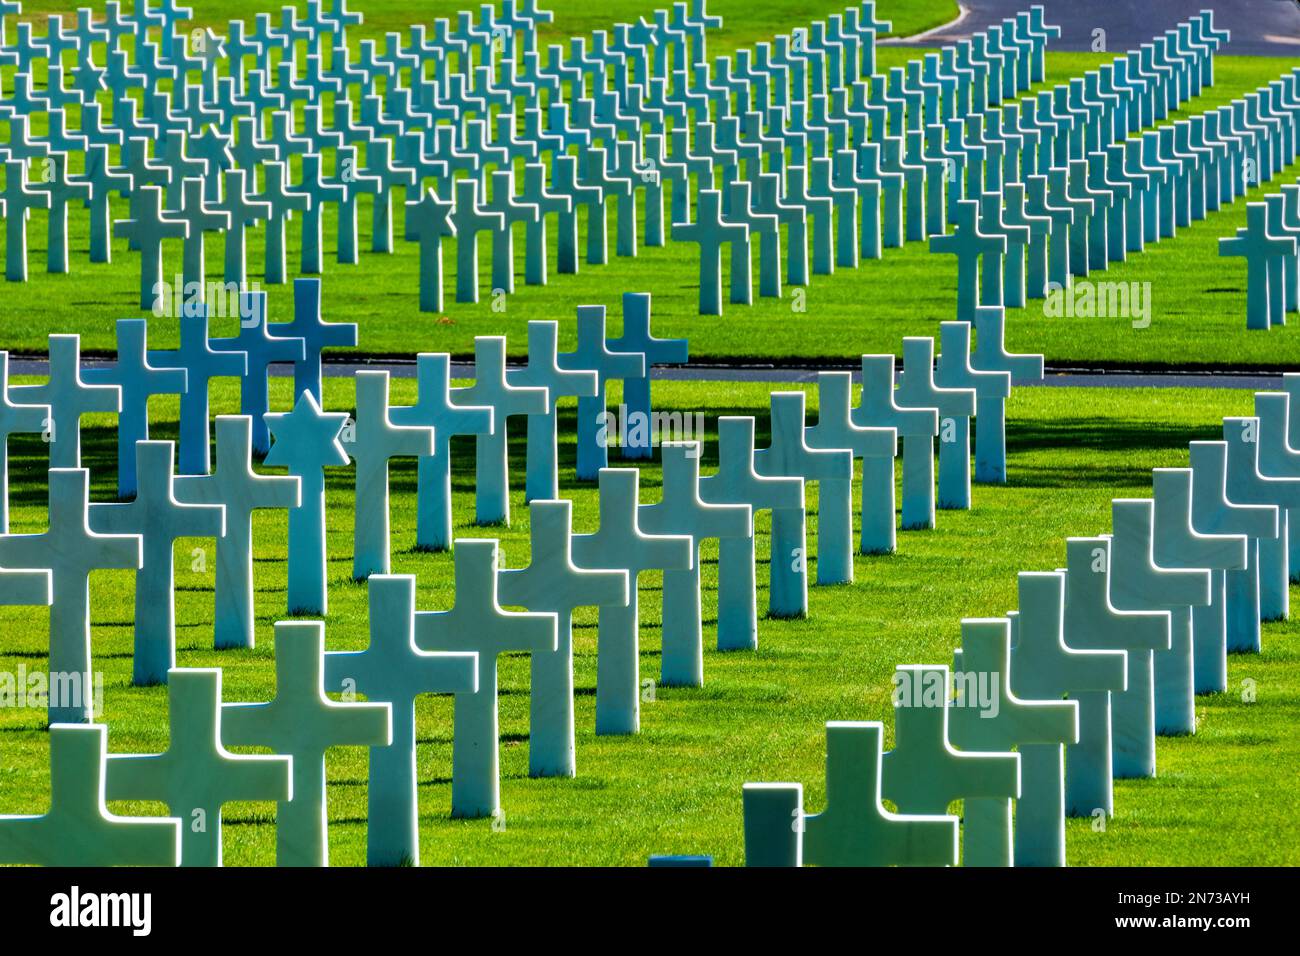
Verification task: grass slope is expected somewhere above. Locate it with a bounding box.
[0,377,1295,866]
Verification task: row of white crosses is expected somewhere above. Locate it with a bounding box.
[939,62,1300,327]
[0,285,1044,866]
[0,0,1050,318]
[741,381,1300,866]
[1217,110,1300,329]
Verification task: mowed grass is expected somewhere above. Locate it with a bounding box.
[0,377,1296,866]
[2,4,1298,368]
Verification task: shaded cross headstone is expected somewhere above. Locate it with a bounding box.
[672,188,749,315]
[897,337,976,515]
[571,468,693,735]
[2,158,52,283]
[344,370,433,579]
[0,469,141,723]
[640,443,751,687]
[148,309,247,476]
[105,668,291,867]
[323,575,477,866]
[855,355,939,535]
[507,321,596,502]
[453,336,548,526]
[83,320,187,499]
[0,351,49,532]
[416,539,557,818]
[175,417,300,649]
[267,278,359,405]
[391,353,494,552]
[0,725,179,866]
[700,416,806,635]
[557,306,646,481]
[113,183,188,309]
[929,199,1005,323]
[222,621,391,866]
[608,292,689,461]
[89,441,225,687]
[498,499,628,777]
[935,321,1010,510]
[971,305,1042,483]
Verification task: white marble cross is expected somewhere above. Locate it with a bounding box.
[11,334,120,469]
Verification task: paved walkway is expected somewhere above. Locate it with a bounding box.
[884,0,1300,58]
[9,358,1283,390]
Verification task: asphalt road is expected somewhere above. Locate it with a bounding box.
[884,0,1300,57]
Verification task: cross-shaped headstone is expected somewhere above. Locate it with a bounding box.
[344,370,434,579]
[450,177,506,304]
[222,621,391,866]
[498,499,629,778]
[1008,571,1124,866]
[10,334,119,470]
[929,199,1006,323]
[452,336,548,526]
[89,440,225,686]
[854,355,939,535]
[1062,536,1168,811]
[415,539,557,818]
[571,468,693,735]
[897,336,977,514]
[323,575,477,865]
[950,617,1077,866]
[268,278,359,404]
[113,183,188,310]
[2,158,51,282]
[173,176,230,289]
[105,667,290,866]
[608,291,689,461]
[0,725,179,866]
[0,469,141,723]
[757,390,855,588]
[211,292,305,457]
[214,168,270,287]
[1152,467,1248,696]
[672,188,749,315]
[557,306,646,481]
[743,721,958,867]
[700,416,806,635]
[175,416,301,649]
[508,321,597,502]
[640,443,751,687]
[971,305,1042,483]
[934,321,1010,510]
[148,309,247,476]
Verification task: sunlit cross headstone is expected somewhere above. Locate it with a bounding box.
[1152,467,1248,702]
[1110,499,1211,739]
[1009,571,1124,866]
[1062,536,1168,804]
[556,306,648,481]
[89,441,225,687]
[743,721,958,867]
[1187,440,1277,686]
[950,617,1077,866]
[416,539,557,818]
[0,468,141,723]
[498,499,629,778]
[10,334,120,470]
[343,370,433,580]
[507,321,596,502]
[222,620,391,866]
[391,353,494,552]
[855,355,939,535]
[453,336,548,526]
[640,442,751,687]
[2,157,52,283]
[323,575,477,866]
[700,416,806,636]
[105,668,290,867]
[571,468,693,735]
[0,724,180,866]
[175,416,300,649]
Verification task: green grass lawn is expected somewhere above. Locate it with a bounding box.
[0,376,1295,866]
[2,4,1297,369]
